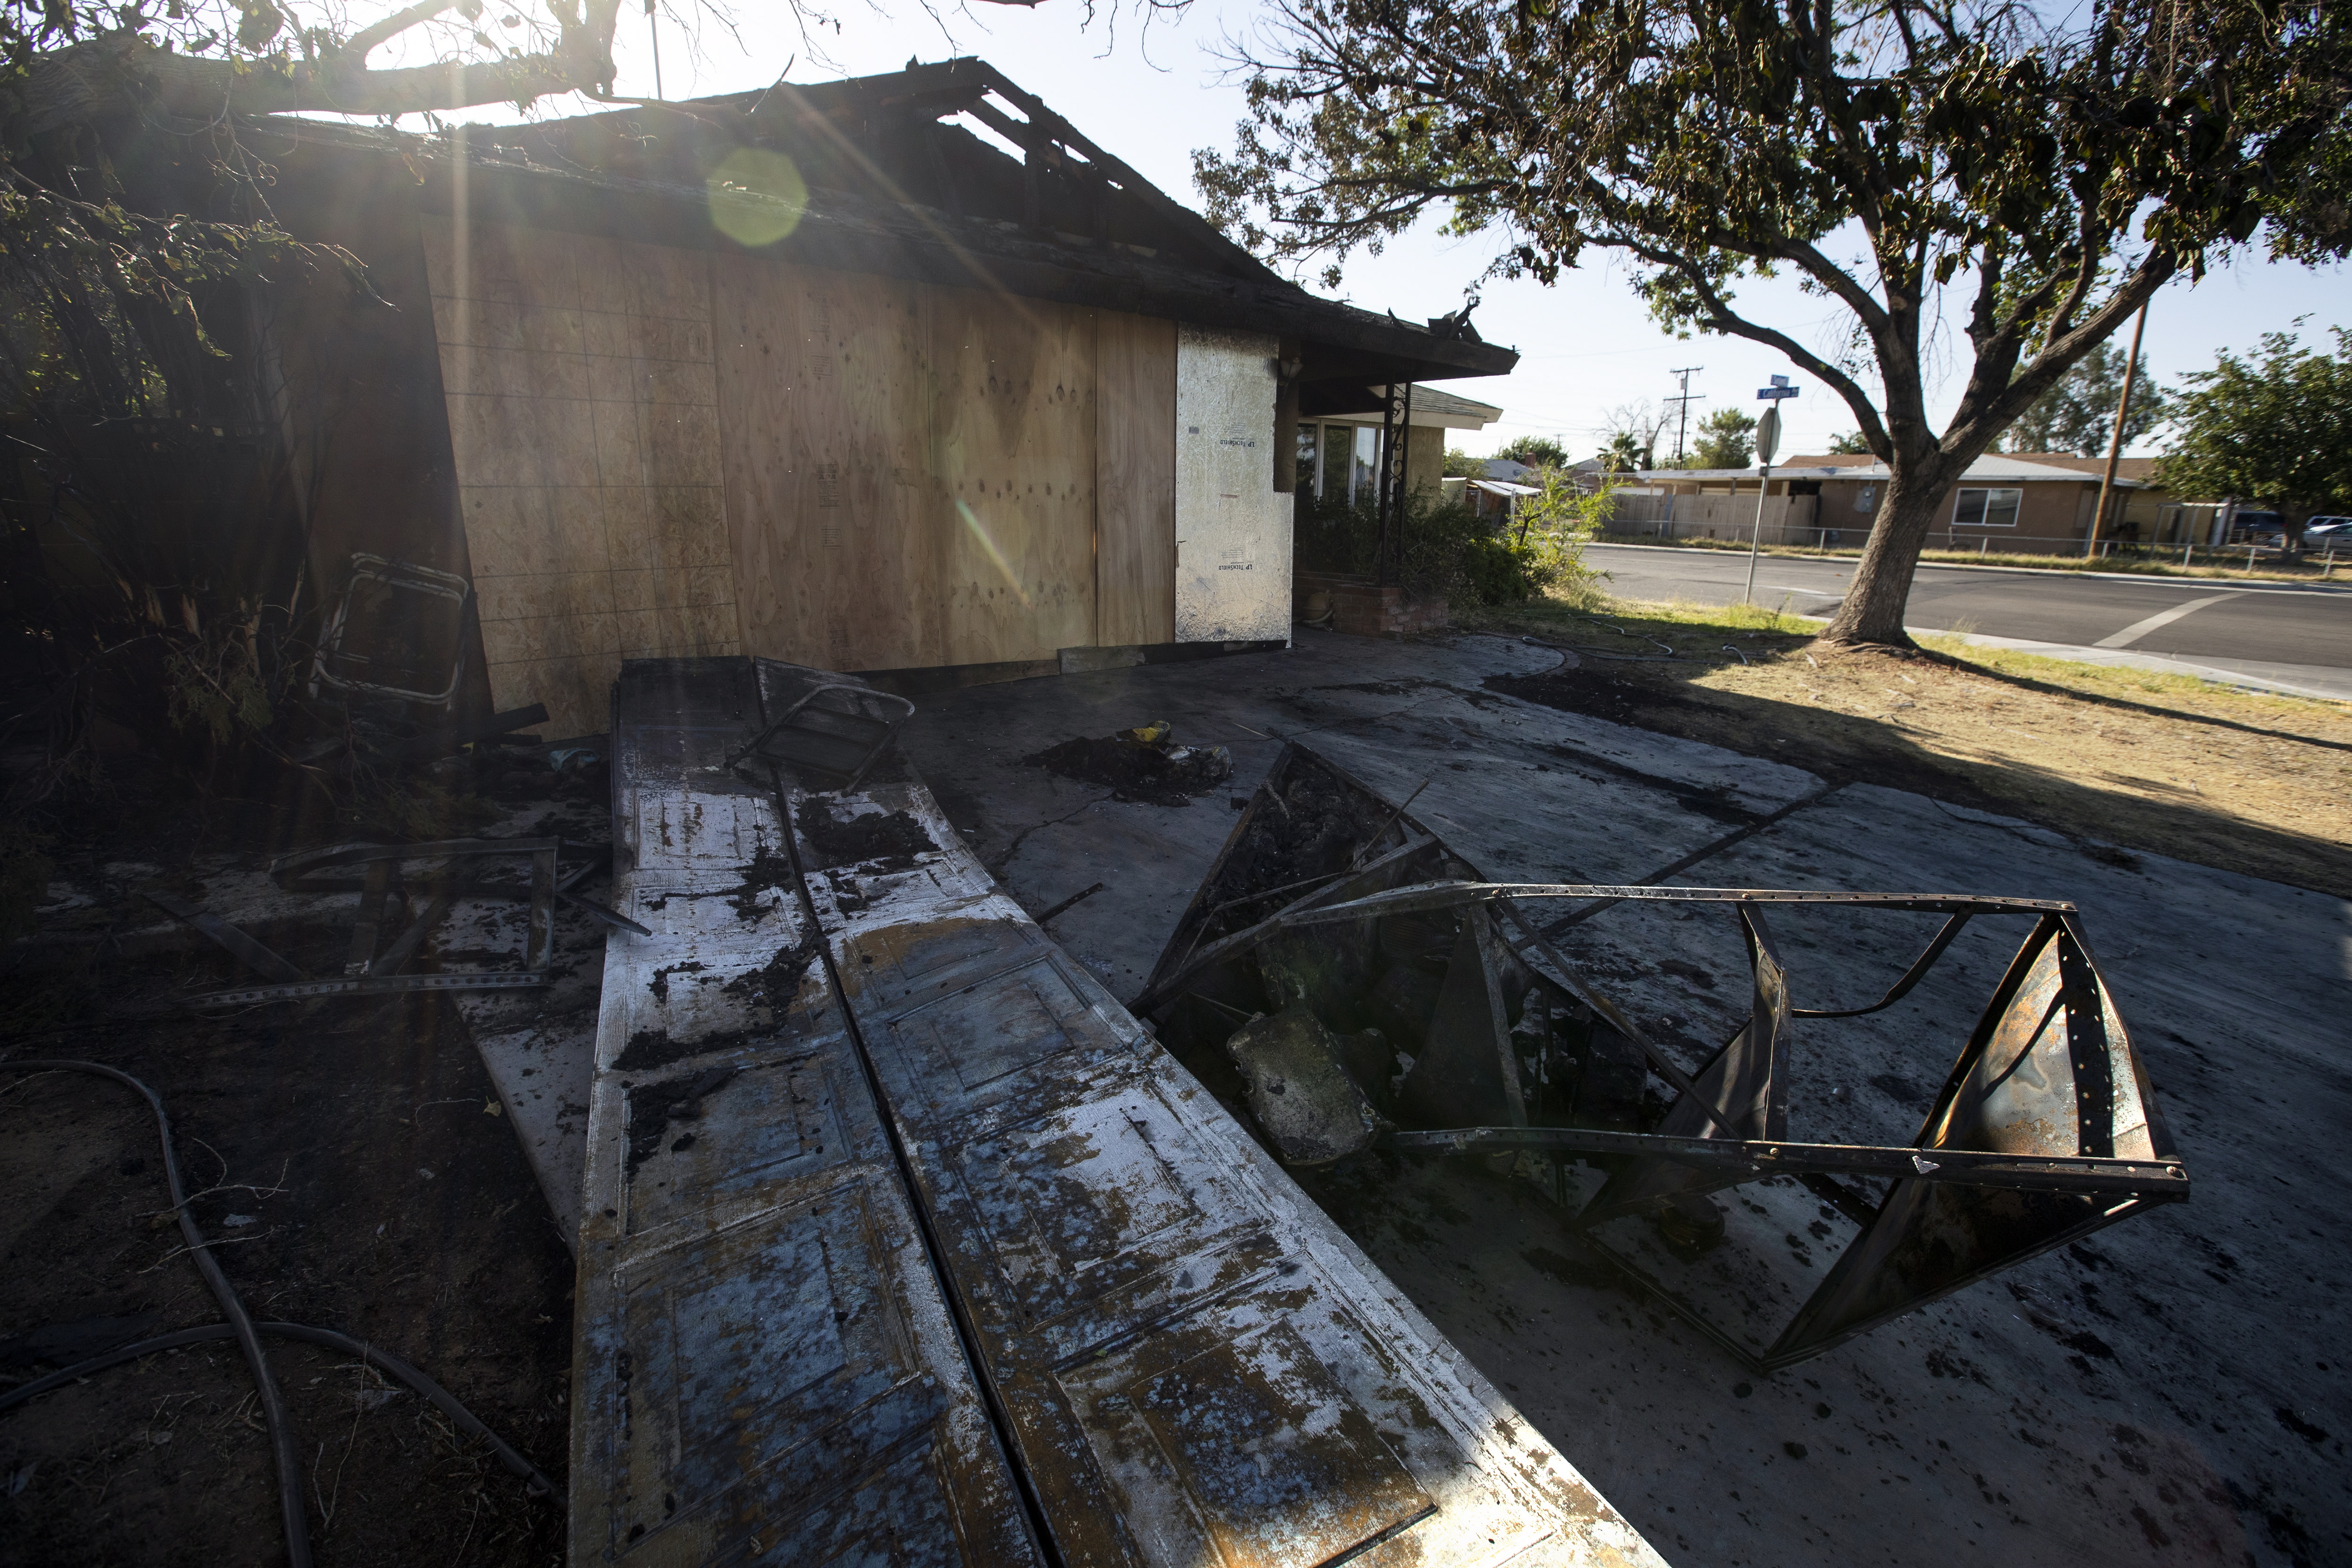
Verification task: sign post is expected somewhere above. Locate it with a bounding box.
[1744,377,1798,603]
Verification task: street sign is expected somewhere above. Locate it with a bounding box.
[1757,374,1800,400]
[1755,405,1781,466]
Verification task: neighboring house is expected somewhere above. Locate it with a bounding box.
[1619,454,2167,552]
[1996,454,2226,545]
[1438,477,1541,522]
[1295,383,1506,518]
[128,58,1514,736]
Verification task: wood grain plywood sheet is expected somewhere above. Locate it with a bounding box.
[716,257,1105,673]
[927,287,1097,665]
[1174,324,1293,643]
[1094,312,1176,647]
[423,216,736,736]
[712,257,940,673]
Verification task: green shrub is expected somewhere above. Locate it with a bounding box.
[1295,483,1608,608]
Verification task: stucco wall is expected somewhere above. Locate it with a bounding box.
[1174,325,1293,643]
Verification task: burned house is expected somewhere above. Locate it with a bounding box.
[252,59,1515,736]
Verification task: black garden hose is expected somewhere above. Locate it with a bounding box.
[1,1058,556,1565]
[0,1321,554,1496]
[6,1059,315,1568]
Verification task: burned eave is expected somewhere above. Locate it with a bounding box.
[238,58,1518,386]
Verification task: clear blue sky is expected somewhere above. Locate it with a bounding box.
[406,0,2348,461]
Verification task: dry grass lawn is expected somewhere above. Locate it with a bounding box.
[1463,592,2352,897]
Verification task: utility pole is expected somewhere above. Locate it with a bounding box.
[1665,366,1705,464]
[2090,302,2150,558]
[647,0,664,99]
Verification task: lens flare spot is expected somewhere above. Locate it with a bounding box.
[707,148,808,248]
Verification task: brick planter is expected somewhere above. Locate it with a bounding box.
[1294,570,1451,638]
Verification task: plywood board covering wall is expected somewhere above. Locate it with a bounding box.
[1174,325,1292,643]
[425,218,1192,711]
[712,256,1178,673]
[421,217,739,737]
[1095,313,1178,647]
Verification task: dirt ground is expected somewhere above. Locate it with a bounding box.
[0,762,579,1568]
[1466,595,2352,898]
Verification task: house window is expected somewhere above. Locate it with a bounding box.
[1321,424,1352,502]
[1953,487,2021,527]
[1352,425,1380,505]
[1295,423,1320,497]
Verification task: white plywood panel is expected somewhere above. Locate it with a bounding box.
[1173,324,1293,644]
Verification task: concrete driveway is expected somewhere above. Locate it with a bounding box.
[901,627,2352,1568]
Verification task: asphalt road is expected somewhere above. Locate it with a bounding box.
[1588,542,2352,696]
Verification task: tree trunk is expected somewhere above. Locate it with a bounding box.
[1822,461,1952,647]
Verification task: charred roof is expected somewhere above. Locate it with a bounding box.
[259,58,1515,390]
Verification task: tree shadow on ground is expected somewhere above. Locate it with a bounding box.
[1469,600,2352,899]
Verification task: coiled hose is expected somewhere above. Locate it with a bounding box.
[1,1059,554,1565]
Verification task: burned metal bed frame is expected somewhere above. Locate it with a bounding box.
[1142,745,2187,1374]
[160,839,642,1007]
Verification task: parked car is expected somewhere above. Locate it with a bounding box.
[2304,517,2352,547]
[2229,509,2286,544]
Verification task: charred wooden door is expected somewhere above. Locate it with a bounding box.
[572,658,1041,1566]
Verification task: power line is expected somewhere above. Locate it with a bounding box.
[1664,366,1705,463]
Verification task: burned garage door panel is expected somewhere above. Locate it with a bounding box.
[737,1432,995,1568]
[600,1184,907,1508]
[626,792,785,875]
[603,873,797,965]
[594,889,834,1078]
[575,1143,1038,1567]
[850,913,1038,1000]
[923,1076,1289,1344]
[606,1049,858,1237]
[787,768,1668,1568]
[876,953,1134,1121]
[1070,1318,1437,1568]
[949,1091,1211,1306]
[576,656,1043,1568]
